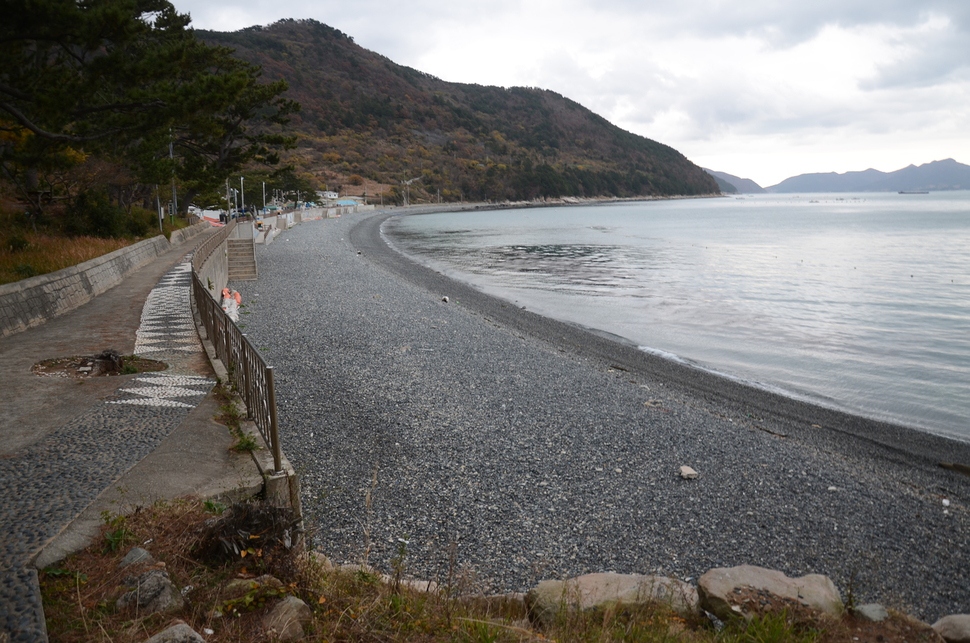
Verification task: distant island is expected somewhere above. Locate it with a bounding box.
[708,159,970,194]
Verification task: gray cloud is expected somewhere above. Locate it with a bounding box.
[172,0,969,183]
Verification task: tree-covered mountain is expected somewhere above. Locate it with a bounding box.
[199,19,719,203]
[767,159,970,193]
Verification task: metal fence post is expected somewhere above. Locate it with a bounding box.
[265,366,283,473]
[242,335,254,418]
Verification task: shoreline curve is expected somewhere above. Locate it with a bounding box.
[235,206,970,622]
[356,207,970,468]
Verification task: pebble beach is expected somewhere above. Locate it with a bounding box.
[233,209,970,622]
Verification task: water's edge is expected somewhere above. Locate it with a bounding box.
[349,208,970,465]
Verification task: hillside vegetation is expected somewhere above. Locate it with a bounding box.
[200,19,719,203]
[1,0,295,240]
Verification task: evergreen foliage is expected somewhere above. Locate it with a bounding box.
[0,0,298,234]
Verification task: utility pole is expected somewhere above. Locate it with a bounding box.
[262,181,266,212]
[226,179,231,217]
[169,139,177,224]
[240,176,245,214]
[155,186,163,232]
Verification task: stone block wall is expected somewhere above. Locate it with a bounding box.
[0,222,210,338]
[169,221,210,246]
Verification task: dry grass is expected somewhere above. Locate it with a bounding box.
[39,496,942,643]
[0,204,191,285]
[0,233,133,285]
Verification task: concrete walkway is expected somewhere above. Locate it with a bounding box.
[0,236,262,642]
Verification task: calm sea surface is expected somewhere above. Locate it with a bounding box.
[383,192,970,443]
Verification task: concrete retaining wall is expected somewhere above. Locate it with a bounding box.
[0,222,210,338]
[195,240,228,303]
[169,221,210,246]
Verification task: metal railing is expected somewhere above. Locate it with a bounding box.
[191,225,283,473]
[192,219,236,271]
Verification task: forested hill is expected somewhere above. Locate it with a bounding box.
[199,19,719,202]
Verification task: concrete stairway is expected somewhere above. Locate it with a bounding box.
[228,238,258,281]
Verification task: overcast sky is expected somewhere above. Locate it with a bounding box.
[174,0,969,187]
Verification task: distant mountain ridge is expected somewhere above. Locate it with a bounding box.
[199,19,718,202]
[767,159,970,193]
[703,169,766,194]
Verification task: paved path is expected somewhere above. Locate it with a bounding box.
[236,210,970,624]
[0,242,223,642]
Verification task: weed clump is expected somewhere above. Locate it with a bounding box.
[192,502,300,572]
[213,381,260,453]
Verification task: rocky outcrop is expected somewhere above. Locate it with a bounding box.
[526,572,698,625]
[934,615,970,643]
[698,565,842,621]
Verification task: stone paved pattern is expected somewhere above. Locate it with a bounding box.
[235,212,970,624]
[0,256,213,643]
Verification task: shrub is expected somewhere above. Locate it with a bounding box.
[67,189,126,238]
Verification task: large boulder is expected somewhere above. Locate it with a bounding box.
[263,595,312,642]
[119,547,155,569]
[142,622,204,643]
[526,572,698,625]
[117,569,185,614]
[698,565,842,621]
[934,615,970,643]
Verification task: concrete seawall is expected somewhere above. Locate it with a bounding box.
[0,222,210,338]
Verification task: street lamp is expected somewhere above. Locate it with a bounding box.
[240,176,245,215]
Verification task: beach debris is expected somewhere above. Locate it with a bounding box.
[943,498,951,507]
[939,462,970,477]
[827,486,838,492]
[442,296,449,303]
[679,466,699,480]
[644,399,663,407]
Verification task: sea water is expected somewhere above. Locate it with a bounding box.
[383,192,970,443]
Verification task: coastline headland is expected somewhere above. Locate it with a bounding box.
[234,206,970,622]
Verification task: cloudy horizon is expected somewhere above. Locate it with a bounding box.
[174,0,969,187]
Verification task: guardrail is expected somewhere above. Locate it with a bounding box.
[191,219,236,271]
[190,223,283,473]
